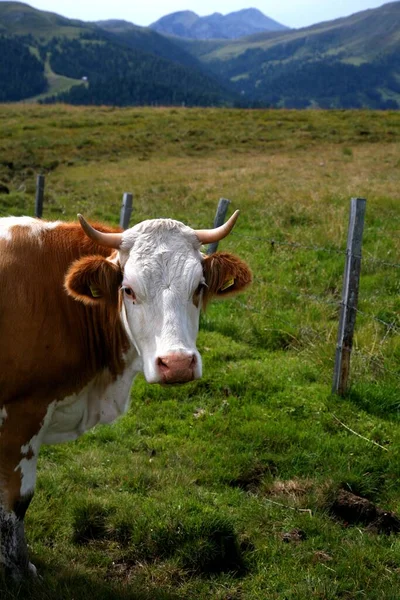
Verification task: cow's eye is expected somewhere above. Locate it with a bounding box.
[122,286,136,301]
[195,283,207,295]
[193,282,206,306]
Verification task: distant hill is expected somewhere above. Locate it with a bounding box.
[94,19,204,71]
[41,32,233,107]
[0,2,235,106]
[149,9,288,40]
[175,1,400,109]
[0,0,399,109]
[0,33,47,100]
[0,0,90,38]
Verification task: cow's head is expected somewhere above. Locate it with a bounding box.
[65,213,251,385]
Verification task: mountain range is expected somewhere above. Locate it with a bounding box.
[0,1,399,109]
[149,9,288,39]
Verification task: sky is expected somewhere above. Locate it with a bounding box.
[9,0,389,29]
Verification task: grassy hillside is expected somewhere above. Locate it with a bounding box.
[0,3,232,106]
[95,21,205,71]
[23,56,85,103]
[177,2,400,109]
[0,105,400,599]
[0,1,92,39]
[1,1,400,108]
[198,2,400,63]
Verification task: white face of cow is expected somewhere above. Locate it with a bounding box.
[118,219,204,384]
[65,211,251,387]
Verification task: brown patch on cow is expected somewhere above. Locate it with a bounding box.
[22,447,35,461]
[202,252,252,308]
[65,255,123,306]
[0,400,48,511]
[328,489,400,534]
[0,220,129,408]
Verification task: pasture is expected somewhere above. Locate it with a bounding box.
[0,105,400,599]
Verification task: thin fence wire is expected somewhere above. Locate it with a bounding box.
[253,278,341,308]
[233,298,400,381]
[349,348,400,381]
[243,280,399,337]
[230,232,346,256]
[253,278,399,334]
[363,256,400,269]
[231,298,335,347]
[230,231,400,269]
[354,307,400,336]
[232,295,400,381]
[229,213,400,385]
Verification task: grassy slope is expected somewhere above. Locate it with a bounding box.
[0,1,92,39]
[0,3,231,106]
[23,56,85,103]
[196,2,400,63]
[0,106,400,599]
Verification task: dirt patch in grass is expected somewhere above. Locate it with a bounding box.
[280,528,307,543]
[328,489,400,534]
[267,478,313,498]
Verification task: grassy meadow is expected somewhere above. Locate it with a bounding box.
[0,105,400,599]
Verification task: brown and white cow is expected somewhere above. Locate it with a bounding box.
[0,212,251,579]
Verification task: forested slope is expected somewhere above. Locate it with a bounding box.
[0,34,47,100]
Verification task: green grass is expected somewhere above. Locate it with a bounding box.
[0,2,93,40]
[199,4,400,64]
[23,56,86,103]
[0,105,400,599]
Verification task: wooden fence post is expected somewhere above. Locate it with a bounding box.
[35,174,45,218]
[120,192,133,230]
[206,197,231,255]
[332,197,367,396]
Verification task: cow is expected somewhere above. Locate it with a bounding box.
[0,211,251,580]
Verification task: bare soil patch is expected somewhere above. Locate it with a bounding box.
[329,490,400,534]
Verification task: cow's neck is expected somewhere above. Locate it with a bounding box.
[42,345,141,445]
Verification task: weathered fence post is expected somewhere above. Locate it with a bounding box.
[120,192,133,230]
[332,197,367,396]
[35,174,45,218]
[206,198,231,255]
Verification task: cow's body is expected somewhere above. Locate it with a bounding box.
[0,214,251,580]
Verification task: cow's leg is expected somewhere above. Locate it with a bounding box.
[0,492,35,580]
[0,400,51,580]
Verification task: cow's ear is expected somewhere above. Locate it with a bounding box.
[64,255,122,305]
[203,252,252,307]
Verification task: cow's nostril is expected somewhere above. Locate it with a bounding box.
[157,357,169,372]
[156,353,197,382]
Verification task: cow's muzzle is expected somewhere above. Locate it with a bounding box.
[156,352,198,384]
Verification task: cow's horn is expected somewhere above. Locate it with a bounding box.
[195,210,240,244]
[78,214,123,249]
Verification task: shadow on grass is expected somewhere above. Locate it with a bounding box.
[0,564,179,600]
[347,381,400,421]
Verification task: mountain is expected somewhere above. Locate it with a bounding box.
[175,1,400,109]
[0,1,235,106]
[94,19,203,71]
[0,33,47,100]
[0,0,91,38]
[41,32,233,107]
[0,0,399,109]
[149,9,288,40]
